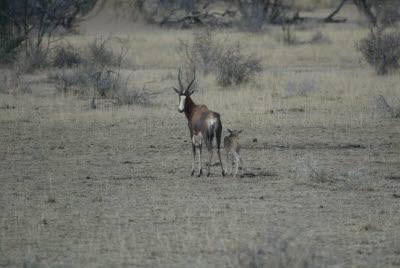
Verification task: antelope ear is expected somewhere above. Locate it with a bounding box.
[238,130,243,134]
[227,128,232,133]
[189,88,198,96]
[173,87,180,94]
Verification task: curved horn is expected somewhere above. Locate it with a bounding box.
[173,87,180,94]
[187,68,196,92]
[177,69,184,91]
[189,88,198,96]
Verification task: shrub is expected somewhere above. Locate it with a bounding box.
[87,38,117,67]
[115,83,160,105]
[50,38,154,105]
[53,46,84,68]
[0,27,23,64]
[180,28,262,87]
[13,46,51,73]
[178,27,221,74]
[357,30,400,75]
[51,37,134,97]
[215,43,262,87]
[53,65,124,97]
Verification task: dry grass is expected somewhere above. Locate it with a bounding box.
[1,5,400,267]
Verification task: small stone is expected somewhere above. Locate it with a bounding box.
[253,138,258,143]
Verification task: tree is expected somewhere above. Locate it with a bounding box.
[0,0,92,63]
[353,0,400,28]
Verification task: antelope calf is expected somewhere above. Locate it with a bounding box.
[224,129,244,177]
[173,69,224,177]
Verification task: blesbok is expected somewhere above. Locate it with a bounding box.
[173,69,224,177]
[224,129,244,177]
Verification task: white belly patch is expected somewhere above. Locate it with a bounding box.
[192,132,203,147]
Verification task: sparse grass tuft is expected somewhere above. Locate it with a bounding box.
[375,94,400,118]
[284,79,316,97]
[292,157,335,184]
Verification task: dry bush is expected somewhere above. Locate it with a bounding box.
[115,82,160,105]
[87,38,117,67]
[215,43,261,87]
[53,45,84,68]
[180,28,262,87]
[51,37,136,98]
[354,0,400,29]
[50,38,156,105]
[237,0,288,32]
[276,26,328,46]
[357,30,400,75]
[52,65,127,98]
[13,46,51,73]
[178,27,222,74]
[0,70,25,94]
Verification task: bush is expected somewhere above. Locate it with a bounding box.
[53,46,84,68]
[215,43,261,87]
[53,64,124,97]
[357,30,400,75]
[116,83,160,105]
[50,38,154,105]
[87,38,117,67]
[178,27,221,74]
[13,46,51,73]
[180,28,262,87]
[0,27,23,64]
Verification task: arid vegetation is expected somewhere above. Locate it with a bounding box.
[1,0,400,267]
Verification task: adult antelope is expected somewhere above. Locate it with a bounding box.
[173,69,224,177]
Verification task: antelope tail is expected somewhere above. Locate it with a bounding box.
[208,120,216,146]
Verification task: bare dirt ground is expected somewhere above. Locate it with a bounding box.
[1,5,400,268]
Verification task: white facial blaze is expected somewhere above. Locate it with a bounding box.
[178,95,186,112]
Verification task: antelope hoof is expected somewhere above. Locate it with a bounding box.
[197,170,203,177]
[207,173,210,177]
[191,170,195,176]
[222,171,225,177]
